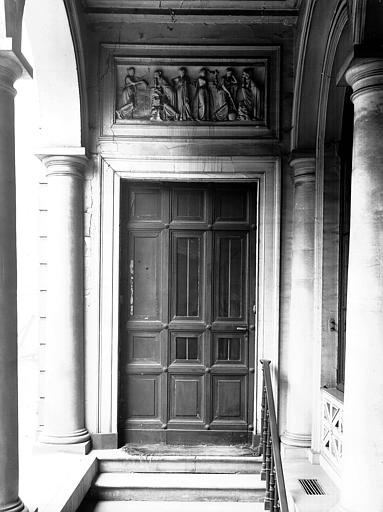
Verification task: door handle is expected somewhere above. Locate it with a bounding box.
[236,327,248,331]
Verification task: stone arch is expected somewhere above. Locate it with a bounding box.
[291,0,352,151]
[309,0,353,455]
[21,0,84,148]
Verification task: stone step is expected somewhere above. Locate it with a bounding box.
[80,500,267,512]
[90,472,266,502]
[97,454,262,474]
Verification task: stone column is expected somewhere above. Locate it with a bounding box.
[334,58,383,512]
[0,55,28,512]
[39,155,91,454]
[281,156,316,452]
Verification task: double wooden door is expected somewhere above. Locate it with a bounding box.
[119,181,257,444]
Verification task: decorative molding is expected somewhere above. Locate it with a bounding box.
[96,155,281,437]
[99,44,280,140]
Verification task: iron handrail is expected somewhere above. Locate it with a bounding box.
[258,359,289,512]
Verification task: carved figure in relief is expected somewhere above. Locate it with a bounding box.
[212,68,238,121]
[194,68,211,121]
[116,67,148,120]
[150,69,179,121]
[237,68,262,121]
[172,67,193,121]
[115,64,265,124]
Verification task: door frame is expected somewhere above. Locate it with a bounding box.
[95,155,281,447]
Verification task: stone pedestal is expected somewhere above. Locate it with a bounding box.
[39,155,91,454]
[281,156,316,453]
[333,58,383,512]
[0,55,28,512]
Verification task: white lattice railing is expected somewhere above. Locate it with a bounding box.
[321,388,344,473]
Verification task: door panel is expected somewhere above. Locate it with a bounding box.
[170,332,204,365]
[214,232,247,322]
[171,231,204,320]
[128,231,162,320]
[212,375,247,424]
[127,332,161,364]
[119,182,257,444]
[169,375,204,423]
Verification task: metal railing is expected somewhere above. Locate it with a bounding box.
[257,359,289,512]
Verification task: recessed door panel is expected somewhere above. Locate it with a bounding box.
[119,182,257,444]
[212,375,247,424]
[127,332,161,364]
[212,333,246,366]
[170,332,204,365]
[171,232,204,320]
[126,374,161,419]
[215,189,248,223]
[128,187,162,221]
[169,375,204,422]
[214,232,247,322]
[128,231,162,320]
[172,188,206,222]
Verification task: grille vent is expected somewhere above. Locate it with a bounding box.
[298,479,326,495]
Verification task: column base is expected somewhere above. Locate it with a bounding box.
[39,428,91,454]
[0,498,28,512]
[280,431,311,460]
[281,431,311,447]
[36,439,92,455]
[39,427,90,445]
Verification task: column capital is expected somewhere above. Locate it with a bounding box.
[0,50,32,95]
[40,153,88,179]
[289,154,316,183]
[346,58,383,100]
[0,54,23,95]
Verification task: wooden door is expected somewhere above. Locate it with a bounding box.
[119,182,257,444]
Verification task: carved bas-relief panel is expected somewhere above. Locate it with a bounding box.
[100,45,280,139]
[115,65,265,124]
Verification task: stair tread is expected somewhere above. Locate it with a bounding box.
[94,450,262,462]
[94,472,264,489]
[84,501,266,512]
